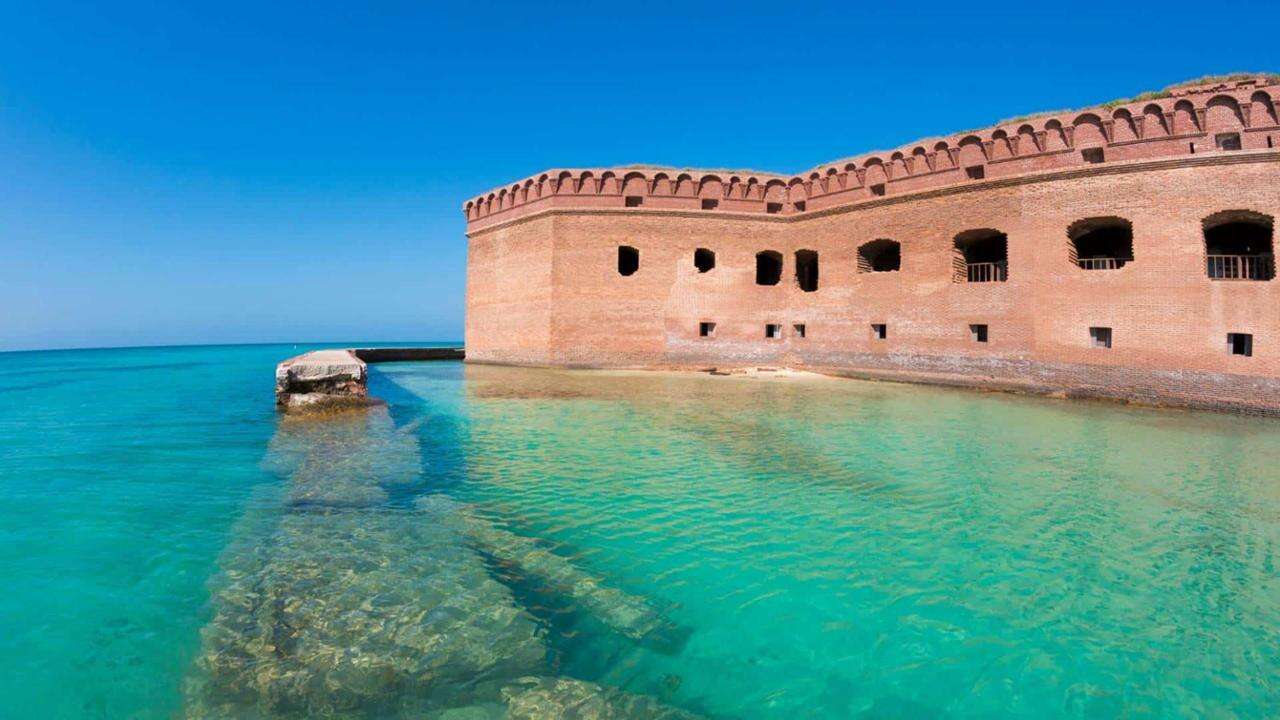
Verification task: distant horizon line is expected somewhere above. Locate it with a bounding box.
[0,339,464,355]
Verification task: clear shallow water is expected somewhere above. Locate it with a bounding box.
[3,346,1280,718]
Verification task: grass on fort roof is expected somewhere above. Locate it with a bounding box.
[1002,73,1280,122]
[619,164,788,178]
[799,73,1278,176]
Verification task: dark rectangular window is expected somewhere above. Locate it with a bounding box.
[869,183,886,196]
[871,323,887,340]
[1216,133,1242,151]
[793,323,806,338]
[970,324,988,343]
[617,245,639,276]
[699,321,716,338]
[793,201,806,212]
[766,202,783,214]
[794,250,819,292]
[756,251,783,285]
[701,199,719,210]
[1081,148,1105,164]
[765,323,782,339]
[1229,332,1253,357]
[1090,326,1112,349]
[624,195,644,207]
[965,166,985,180]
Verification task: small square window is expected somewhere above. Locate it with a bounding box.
[624,195,644,207]
[793,201,806,212]
[765,323,782,339]
[793,323,806,339]
[1081,148,1105,164]
[1216,133,1242,151]
[766,202,783,214]
[965,166,985,180]
[969,324,988,343]
[1090,326,1112,349]
[871,323,887,340]
[699,321,716,338]
[1228,332,1253,357]
[701,199,719,210]
[869,183,886,197]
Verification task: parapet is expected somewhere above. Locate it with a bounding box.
[463,74,1280,233]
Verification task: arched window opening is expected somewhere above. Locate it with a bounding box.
[694,248,716,273]
[858,239,901,273]
[1068,217,1133,270]
[1204,211,1275,281]
[795,250,819,292]
[756,250,783,286]
[953,229,1008,282]
[617,245,639,276]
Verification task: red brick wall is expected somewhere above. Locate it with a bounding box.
[465,216,555,365]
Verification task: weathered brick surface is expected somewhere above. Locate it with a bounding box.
[465,216,556,365]
[463,77,1280,414]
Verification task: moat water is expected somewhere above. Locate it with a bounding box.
[3,345,1280,718]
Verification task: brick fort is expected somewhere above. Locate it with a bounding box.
[462,75,1280,415]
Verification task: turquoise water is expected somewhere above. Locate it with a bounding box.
[3,345,1280,718]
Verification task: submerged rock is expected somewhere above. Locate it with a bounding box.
[500,677,704,720]
[418,496,688,652]
[187,402,697,719]
[267,408,421,508]
[185,507,547,718]
[422,678,705,720]
[186,407,547,718]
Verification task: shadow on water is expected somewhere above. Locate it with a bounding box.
[0,378,81,394]
[183,383,706,719]
[370,365,471,499]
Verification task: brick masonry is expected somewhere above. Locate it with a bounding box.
[463,76,1280,415]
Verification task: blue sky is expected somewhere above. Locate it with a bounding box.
[2,1,1277,351]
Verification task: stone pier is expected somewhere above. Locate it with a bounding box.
[274,349,371,411]
[274,347,465,411]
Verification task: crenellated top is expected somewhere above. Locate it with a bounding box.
[464,75,1280,231]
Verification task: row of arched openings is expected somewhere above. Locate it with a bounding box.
[850,211,1271,282]
[615,210,1274,284]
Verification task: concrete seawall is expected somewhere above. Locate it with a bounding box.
[352,347,465,363]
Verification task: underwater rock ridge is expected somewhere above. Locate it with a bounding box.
[184,404,700,718]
